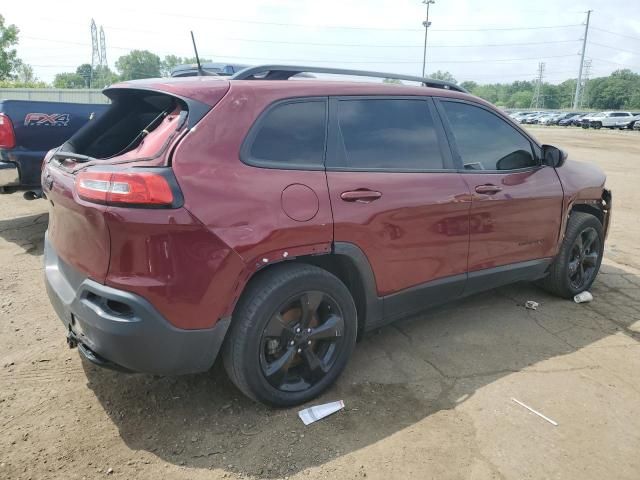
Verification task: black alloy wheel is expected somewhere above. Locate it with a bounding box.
[567,226,601,291]
[260,291,344,392]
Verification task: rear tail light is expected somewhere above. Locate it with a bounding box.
[76,169,181,207]
[0,113,16,149]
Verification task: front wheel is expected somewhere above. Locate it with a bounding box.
[538,212,604,299]
[594,122,602,129]
[223,263,357,406]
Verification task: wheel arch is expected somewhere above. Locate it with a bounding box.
[230,242,383,338]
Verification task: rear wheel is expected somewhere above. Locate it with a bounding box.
[538,212,603,299]
[223,263,357,406]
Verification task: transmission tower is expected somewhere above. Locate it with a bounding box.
[90,19,100,88]
[530,62,545,109]
[99,26,108,86]
[579,59,592,109]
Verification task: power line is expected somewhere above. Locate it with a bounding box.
[22,34,581,50]
[588,41,638,56]
[591,26,640,42]
[110,10,583,33]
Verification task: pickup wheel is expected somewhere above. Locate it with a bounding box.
[222,263,357,407]
[538,212,603,299]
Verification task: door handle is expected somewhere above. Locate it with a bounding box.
[474,184,502,195]
[340,189,382,203]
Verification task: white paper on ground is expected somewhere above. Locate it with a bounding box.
[574,291,593,303]
[298,400,345,425]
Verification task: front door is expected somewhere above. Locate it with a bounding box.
[435,99,564,288]
[325,97,472,322]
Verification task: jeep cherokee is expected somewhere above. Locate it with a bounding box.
[43,66,611,406]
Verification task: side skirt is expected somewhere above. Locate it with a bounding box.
[366,258,552,332]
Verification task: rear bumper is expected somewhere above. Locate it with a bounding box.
[44,233,230,375]
[0,161,19,187]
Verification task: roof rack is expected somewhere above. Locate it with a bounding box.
[230,64,468,93]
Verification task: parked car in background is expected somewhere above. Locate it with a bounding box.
[521,112,547,124]
[558,113,585,126]
[42,65,611,406]
[587,111,634,129]
[0,100,108,196]
[616,113,640,130]
[571,113,590,126]
[581,112,605,128]
[170,62,250,77]
[538,113,563,125]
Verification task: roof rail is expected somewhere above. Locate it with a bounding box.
[230,64,468,93]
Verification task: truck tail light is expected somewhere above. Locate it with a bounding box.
[76,169,181,207]
[0,113,16,149]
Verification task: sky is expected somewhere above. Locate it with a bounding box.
[5,0,640,85]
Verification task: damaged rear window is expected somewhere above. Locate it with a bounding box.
[60,91,188,162]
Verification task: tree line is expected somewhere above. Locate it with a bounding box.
[1,15,639,110]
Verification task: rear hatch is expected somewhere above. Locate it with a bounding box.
[43,80,228,283]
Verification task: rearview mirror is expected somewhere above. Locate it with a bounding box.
[541,144,568,168]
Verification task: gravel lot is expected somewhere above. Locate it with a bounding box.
[1,127,639,480]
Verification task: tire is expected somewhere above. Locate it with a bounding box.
[222,263,357,407]
[538,212,604,299]
[594,122,602,129]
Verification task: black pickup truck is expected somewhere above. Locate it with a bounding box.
[0,99,109,197]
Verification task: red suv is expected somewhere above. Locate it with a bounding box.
[43,66,611,406]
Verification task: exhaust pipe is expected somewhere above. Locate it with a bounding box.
[23,189,42,201]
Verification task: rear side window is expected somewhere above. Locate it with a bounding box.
[441,101,537,171]
[334,99,445,170]
[247,100,327,168]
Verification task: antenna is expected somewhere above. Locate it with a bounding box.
[190,31,204,76]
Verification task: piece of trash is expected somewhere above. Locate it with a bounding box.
[525,300,539,310]
[298,400,345,425]
[574,291,593,304]
[511,398,558,426]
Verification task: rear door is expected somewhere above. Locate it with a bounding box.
[325,96,472,321]
[435,98,563,287]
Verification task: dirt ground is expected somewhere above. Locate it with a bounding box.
[1,127,639,480]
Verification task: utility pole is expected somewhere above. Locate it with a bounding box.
[531,62,546,109]
[573,10,592,109]
[421,0,435,77]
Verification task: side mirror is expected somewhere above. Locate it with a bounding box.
[541,144,568,168]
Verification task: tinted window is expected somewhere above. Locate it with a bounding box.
[442,101,537,171]
[249,100,326,167]
[335,99,444,170]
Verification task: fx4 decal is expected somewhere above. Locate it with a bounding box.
[24,113,71,127]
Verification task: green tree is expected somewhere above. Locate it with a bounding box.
[509,90,533,108]
[160,55,212,76]
[53,72,86,88]
[382,78,402,84]
[115,50,162,80]
[0,14,22,80]
[429,70,457,84]
[460,80,478,92]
